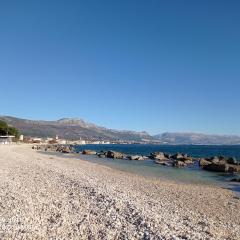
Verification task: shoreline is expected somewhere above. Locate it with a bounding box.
[46,150,222,187]
[0,144,240,239]
[42,145,240,196]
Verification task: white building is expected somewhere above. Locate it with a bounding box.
[0,136,15,144]
[78,140,86,145]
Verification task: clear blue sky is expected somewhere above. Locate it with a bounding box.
[0,0,240,135]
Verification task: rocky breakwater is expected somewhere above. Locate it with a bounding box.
[81,149,196,167]
[82,150,97,155]
[32,144,75,154]
[82,150,125,158]
[97,150,126,159]
[126,155,148,161]
[199,156,240,173]
[56,145,75,154]
[82,149,147,160]
[150,152,195,167]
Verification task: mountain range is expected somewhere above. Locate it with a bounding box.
[154,132,240,145]
[0,116,155,142]
[1,116,240,145]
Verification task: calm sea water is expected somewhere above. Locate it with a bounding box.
[72,144,240,195]
[75,144,240,160]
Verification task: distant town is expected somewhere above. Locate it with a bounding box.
[0,134,153,145]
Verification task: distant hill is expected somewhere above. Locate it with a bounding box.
[154,132,240,145]
[0,116,156,142]
[1,116,240,144]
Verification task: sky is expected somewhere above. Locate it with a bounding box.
[0,0,240,135]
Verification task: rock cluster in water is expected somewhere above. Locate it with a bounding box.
[32,145,240,174]
[33,145,75,154]
[199,156,240,173]
[150,152,194,167]
[82,150,196,167]
[230,178,240,182]
[81,149,240,174]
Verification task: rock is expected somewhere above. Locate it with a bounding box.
[82,150,97,155]
[32,145,41,150]
[173,160,187,167]
[97,151,107,158]
[97,153,106,158]
[183,153,190,158]
[228,165,240,173]
[227,157,238,165]
[155,160,171,166]
[164,153,171,159]
[172,153,193,163]
[150,152,168,160]
[106,151,124,159]
[230,178,240,183]
[172,153,184,160]
[62,146,71,153]
[201,157,240,173]
[199,158,212,167]
[56,146,67,152]
[203,162,229,172]
[184,159,193,165]
[127,155,140,160]
[210,156,220,164]
[127,155,145,161]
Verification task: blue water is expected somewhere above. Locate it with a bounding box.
[72,144,240,195]
[75,144,240,160]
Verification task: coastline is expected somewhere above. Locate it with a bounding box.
[0,144,240,239]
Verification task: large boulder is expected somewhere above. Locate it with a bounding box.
[173,160,187,167]
[155,160,172,166]
[127,155,145,161]
[227,157,238,165]
[106,151,124,159]
[172,153,193,163]
[171,153,184,160]
[228,165,240,173]
[230,178,240,183]
[97,152,106,158]
[203,161,229,172]
[184,159,194,165]
[201,156,240,173]
[62,146,71,153]
[210,156,221,164]
[150,152,168,160]
[199,158,212,167]
[56,146,63,152]
[82,150,97,155]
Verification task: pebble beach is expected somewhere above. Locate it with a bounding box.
[0,145,240,240]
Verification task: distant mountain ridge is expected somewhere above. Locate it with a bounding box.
[154,132,240,145]
[1,116,240,144]
[0,116,155,142]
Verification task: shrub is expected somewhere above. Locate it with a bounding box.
[0,120,20,138]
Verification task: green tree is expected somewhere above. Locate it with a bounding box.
[0,120,8,135]
[8,126,20,139]
[0,120,20,138]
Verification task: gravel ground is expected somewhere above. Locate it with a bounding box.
[0,145,240,240]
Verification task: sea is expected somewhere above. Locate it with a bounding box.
[67,144,240,195]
